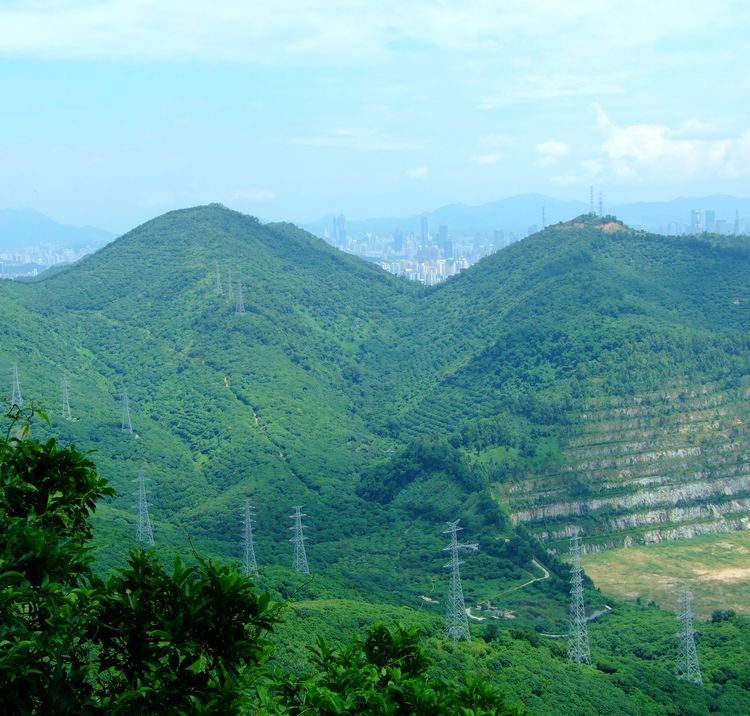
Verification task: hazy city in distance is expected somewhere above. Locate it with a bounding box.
[2,193,748,282]
[3,2,750,714]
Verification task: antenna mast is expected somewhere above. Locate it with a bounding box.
[135,469,155,546]
[568,532,592,665]
[676,587,702,684]
[289,506,310,575]
[443,519,478,642]
[242,498,259,577]
[598,191,604,218]
[61,374,72,420]
[121,387,133,434]
[11,363,22,406]
[589,186,595,214]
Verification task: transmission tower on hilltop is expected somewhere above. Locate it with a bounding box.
[235,282,246,314]
[568,532,592,665]
[135,469,155,546]
[241,498,259,577]
[676,587,702,684]
[61,374,72,420]
[289,506,309,575]
[215,261,223,296]
[121,388,133,434]
[11,363,22,406]
[443,519,478,642]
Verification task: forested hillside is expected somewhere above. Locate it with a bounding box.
[1,204,749,713]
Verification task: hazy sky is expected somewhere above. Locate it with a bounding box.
[1,1,749,232]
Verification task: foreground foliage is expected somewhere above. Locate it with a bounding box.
[266,624,521,715]
[0,425,519,714]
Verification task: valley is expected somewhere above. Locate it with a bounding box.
[1,204,749,713]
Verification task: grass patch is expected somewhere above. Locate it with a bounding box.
[583,530,750,617]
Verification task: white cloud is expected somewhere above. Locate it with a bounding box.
[536,140,570,167]
[405,166,428,178]
[478,133,516,148]
[551,158,603,185]
[1,0,746,65]
[470,152,502,165]
[479,73,627,110]
[227,189,275,202]
[596,105,744,177]
[291,128,412,151]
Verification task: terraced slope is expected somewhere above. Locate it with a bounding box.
[505,381,750,550]
[356,216,750,551]
[0,207,748,570]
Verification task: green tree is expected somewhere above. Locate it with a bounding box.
[0,411,279,714]
[0,416,521,714]
[268,624,524,715]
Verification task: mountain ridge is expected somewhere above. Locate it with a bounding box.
[304,192,750,239]
[1,204,748,564]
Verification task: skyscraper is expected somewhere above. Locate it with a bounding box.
[420,215,429,245]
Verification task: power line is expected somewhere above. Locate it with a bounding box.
[135,469,155,546]
[121,387,133,434]
[236,282,246,314]
[568,532,592,665]
[242,498,259,577]
[289,506,309,575]
[11,363,22,406]
[676,587,702,685]
[61,374,72,420]
[215,261,223,296]
[443,519,478,642]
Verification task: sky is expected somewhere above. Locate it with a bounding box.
[1,0,749,233]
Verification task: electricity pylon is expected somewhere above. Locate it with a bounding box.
[11,363,22,406]
[568,532,592,665]
[61,374,72,420]
[215,261,223,296]
[135,469,155,546]
[226,269,234,303]
[121,388,133,433]
[241,498,259,577]
[235,282,246,314]
[443,519,478,642]
[289,506,309,575]
[676,587,702,684]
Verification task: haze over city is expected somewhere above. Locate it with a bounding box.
[2,0,749,233]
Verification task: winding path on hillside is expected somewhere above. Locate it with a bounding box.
[466,558,552,621]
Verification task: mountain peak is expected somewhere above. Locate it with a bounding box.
[558,213,632,232]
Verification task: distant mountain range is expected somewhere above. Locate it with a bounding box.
[0,208,114,252]
[4,195,749,259]
[304,193,750,241]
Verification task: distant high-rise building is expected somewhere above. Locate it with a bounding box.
[393,230,404,253]
[332,214,346,248]
[494,229,505,246]
[437,225,452,258]
[690,209,702,234]
[704,210,716,232]
[420,215,429,245]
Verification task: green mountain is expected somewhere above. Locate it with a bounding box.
[2,204,750,713]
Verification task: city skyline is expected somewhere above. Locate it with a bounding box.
[1,1,749,233]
